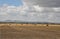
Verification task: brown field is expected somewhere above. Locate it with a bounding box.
[0,24,60,39]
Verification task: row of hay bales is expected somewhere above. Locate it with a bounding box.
[48,24,60,26]
[0,24,60,26]
[0,24,46,26]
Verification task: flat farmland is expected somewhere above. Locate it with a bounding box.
[0,24,60,39]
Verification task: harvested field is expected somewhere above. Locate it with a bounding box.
[0,24,60,39]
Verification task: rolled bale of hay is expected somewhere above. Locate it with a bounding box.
[9,24,17,26]
[22,24,27,26]
[0,24,5,26]
[3,24,9,26]
[36,24,47,26]
[16,24,22,26]
[27,24,35,26]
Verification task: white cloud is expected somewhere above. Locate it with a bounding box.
[24,0,60,7]
[33,5,44,12]
[0,0,60,23]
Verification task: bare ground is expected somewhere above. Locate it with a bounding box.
[0,26,60,39]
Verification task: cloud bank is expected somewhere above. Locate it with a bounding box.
[0,0,60,23]
[24,0,60,7]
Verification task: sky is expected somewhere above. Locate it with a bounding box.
[0,0,23,6]
[0,0,60,23]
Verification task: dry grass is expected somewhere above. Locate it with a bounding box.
[0,23,60,39]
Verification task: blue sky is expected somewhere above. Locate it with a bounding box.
[0,0,23,6]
